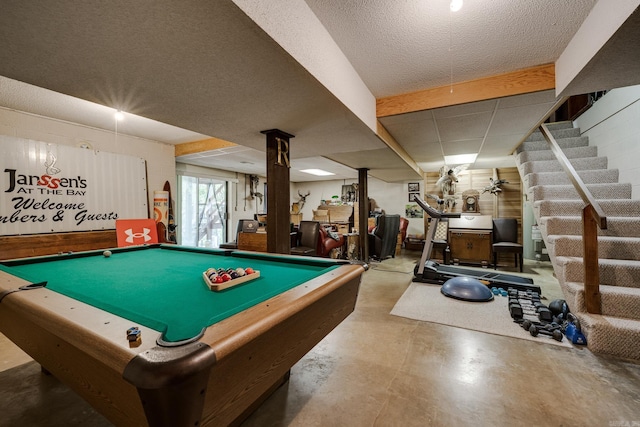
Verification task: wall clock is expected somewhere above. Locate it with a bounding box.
[463,195,478,213]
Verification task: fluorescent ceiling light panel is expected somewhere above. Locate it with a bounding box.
[444,153,477,165]
[300,169,335,176]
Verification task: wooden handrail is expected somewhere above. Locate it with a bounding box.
[538,124,604,314]
[512,96,569,155]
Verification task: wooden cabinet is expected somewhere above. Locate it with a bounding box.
[448,230,492,264]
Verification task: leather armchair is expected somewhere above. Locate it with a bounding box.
[369,214,400,260]
[317,226,345,258]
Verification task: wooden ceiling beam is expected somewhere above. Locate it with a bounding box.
[174,137,237,157]
[376,63,555,118]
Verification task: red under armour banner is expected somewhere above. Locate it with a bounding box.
[115,219,159,247]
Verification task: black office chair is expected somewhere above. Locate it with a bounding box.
[492,218,523,272]
[291,221,320,256]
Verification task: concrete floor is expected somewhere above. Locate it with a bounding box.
[1,251,640,426]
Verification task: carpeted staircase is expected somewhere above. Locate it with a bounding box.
[516,121,640,361]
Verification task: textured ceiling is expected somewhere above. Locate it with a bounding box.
[304,0,597,97]
[2,0,637,183]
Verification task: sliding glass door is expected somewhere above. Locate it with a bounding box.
[179,175,227,248]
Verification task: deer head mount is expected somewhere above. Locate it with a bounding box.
[291,190,310,214]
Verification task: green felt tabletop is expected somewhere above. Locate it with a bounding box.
[0,245,340,343]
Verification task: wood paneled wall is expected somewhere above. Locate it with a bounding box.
[423,167,523,266]
[424,167,521,219]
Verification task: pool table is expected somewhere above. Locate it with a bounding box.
[0,244,364,426]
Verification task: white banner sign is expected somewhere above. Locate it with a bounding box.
[1,135,148,235]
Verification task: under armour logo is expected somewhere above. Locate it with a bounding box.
[124,227,152,243]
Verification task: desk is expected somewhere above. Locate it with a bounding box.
[237,232,298,252]
[0,245,364,426]
[238,231,268,251]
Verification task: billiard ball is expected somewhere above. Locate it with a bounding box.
[103,250,112,258]
[245,267,255,274]
[206,269,218,281]
[221,273,232,282]
[235,268,246,276]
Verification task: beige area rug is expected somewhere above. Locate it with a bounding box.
[391,282,572,347]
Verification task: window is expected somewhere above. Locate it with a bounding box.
[179,175,227,248]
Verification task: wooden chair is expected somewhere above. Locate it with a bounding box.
[115,219,159,247]
[492,218,523,272]
[429,218,450,264]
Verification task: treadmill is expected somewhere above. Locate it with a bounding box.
[412,196,541,294]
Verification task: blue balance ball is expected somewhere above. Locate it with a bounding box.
[441,276,494,302]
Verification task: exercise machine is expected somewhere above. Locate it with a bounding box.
[412,196,541,294]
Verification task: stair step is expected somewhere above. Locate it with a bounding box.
[524,124,581,142]
[517,134,588,152]
[524,169,619,188]
[520,156,608,175]
[515,145,598,167]
[554,256,640,288]
[563,282,640,321]
[540,216,640,238]
[546,235,640,260]
[578,313,640,361]
[528,183,631,202]
[533,199,640,219]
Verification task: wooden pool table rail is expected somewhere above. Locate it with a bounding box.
[0,230,117,260]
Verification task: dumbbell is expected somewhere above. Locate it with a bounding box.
[537,307,553,322]
[529,324,563,341]
[509,302,523,319]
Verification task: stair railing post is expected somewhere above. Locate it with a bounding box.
[582,204,602,314]
[539,123,606,315]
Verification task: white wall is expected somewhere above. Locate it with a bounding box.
[0,107,176,210]
[574,85,640,198]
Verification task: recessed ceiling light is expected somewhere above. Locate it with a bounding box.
[444,153,477,165]
[300,169,335,176]
[114,110,125,121]
[450,0,463,12]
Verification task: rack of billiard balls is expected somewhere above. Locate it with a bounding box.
[203,267,260,291]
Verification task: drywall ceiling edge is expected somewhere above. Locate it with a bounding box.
[232,0,377,133]
[555,0,640,95]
